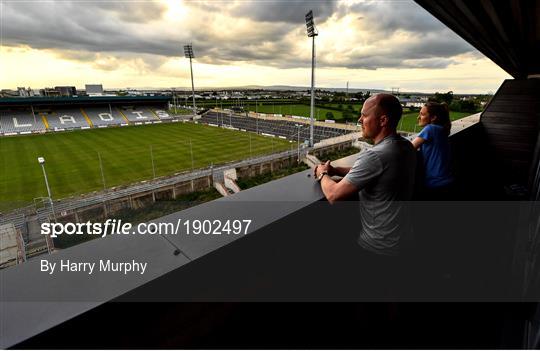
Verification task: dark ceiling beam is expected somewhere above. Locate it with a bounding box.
[414,0,540,79]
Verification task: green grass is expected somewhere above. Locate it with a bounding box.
[168,108,193,115]
[320,103,362,113]
[198,99,297,106]
[315,146,362,162]
[397,111,474,133]
[245,103,473,130]
[245,104,357,121]
[244,103,474,130]
[0,123,293,210]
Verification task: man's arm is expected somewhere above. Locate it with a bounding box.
[315,161,358,204]
[315,150,383,204]
[319,175,358,204]
[331,166,351,177]
[314,163,350,177]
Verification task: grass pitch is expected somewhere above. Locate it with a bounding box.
[398,111,473,133]
[0,122,293,210]
[245,103,474,129]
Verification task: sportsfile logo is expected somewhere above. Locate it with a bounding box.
[41,218,253,238]
[41,219,131,238]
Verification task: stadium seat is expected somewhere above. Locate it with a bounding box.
[0,110,46,134]
[145,107,172,120]
[199,111,353,144]
[45,108,91,130]
[118,106,159,123]
[82,106,125,127]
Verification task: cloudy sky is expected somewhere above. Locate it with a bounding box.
[0,0,510,93]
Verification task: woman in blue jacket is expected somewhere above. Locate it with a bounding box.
[412,102,454,199]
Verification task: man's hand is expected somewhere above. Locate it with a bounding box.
[314,160,333,178]
[315,159,358,204]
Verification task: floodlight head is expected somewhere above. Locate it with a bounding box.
[183,44,194,58]
[305,10,318,37]
[38,157,45,164]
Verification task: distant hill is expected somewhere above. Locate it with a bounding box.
[123,85,390,94]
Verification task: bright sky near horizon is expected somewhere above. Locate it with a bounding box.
[0,0,511,93]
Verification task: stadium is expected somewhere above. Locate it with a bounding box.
[0,95,357,203]
[0,93,360,258]
[0,0,539,349]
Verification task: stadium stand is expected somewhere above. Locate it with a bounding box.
[82,106,125,127]
[0,104,177,136]
[118,106,159,123]
[45,108,90,130]
[0,110,46,134]
[146,106,173,120]
[200,111,353,144]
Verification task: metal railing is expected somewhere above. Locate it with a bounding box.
[0,148,309,230]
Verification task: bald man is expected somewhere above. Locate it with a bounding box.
[314,94,416,257]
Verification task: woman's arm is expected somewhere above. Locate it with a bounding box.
[411,136,426,150]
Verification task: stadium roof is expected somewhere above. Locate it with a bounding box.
[0,96,170,107]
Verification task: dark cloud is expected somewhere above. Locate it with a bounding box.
[323,56,457,70]
[196,43,310,69]
[1,0,478,71]
[402,58,457,69]
[347,1,445,35]
[53,50,168,71]
[402,33,474,59]
[181,1,236,14]
[1,1,180,56]
[231,0,337,24]
[317,31,474,70]
[86,1,168,23]
[316,1,477,70]
[189,22,299,66]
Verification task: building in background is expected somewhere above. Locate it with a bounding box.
[16,87,33,97]
[85,84,104,96]
[54,86,77,97]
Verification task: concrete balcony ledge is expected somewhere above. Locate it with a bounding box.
[0,157,341,348]
[450,113,481,135]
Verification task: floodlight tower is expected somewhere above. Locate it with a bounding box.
[37,157,56,221]
[184,44,197,114]
[305,10,318,147]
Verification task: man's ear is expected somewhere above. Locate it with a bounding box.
[379,114,389,127]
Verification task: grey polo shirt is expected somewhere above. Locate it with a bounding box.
[343,134,416,256]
